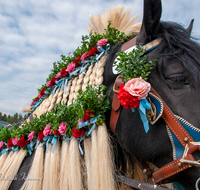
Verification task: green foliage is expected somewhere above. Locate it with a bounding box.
[39,21,135,94]
[76,84,110,122]
[114,45,157,82]
[0,84,110,143]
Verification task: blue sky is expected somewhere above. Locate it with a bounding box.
[0,0,200,116]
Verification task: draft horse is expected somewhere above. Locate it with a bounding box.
[8,0,200,190]
[104,0,200,189]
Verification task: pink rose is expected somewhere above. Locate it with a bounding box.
[56,72,61,78]
[46,77,57,87]
[97,39,108,47]
[30,101,34,107]
[28,131,35,141]
[81,52,89,61]
[124,77,151,100]
[46,81,51,87]
[43,124,52,137]
[38,87,46,99]
[0,141,4,150]
[66,63,75,74]
[12,136,18,145]
[58,122,67,135]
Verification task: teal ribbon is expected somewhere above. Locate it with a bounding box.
[12,146,19,152]
[78,115,101,129]
[79,62,90,74]
[41,136,58,153]
[77,115,102,155]
[63,136,73,142]
[35,139,40,149]
[1,148,10,155]
[137,99,151,133]
[96,44,110,61]
[77,135,86,155]
[27,144,33,155]
[52,85,59,95]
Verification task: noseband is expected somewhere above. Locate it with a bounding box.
[110,36,200,188]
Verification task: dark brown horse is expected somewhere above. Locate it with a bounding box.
[103,0,200,189]
[9,0,200,189]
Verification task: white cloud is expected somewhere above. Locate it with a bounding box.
[0,0,200,117]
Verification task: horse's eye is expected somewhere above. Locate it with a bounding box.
[167,76,189,84]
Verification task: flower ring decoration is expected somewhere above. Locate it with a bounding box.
[117,77,151,133]
[114,45,157,133]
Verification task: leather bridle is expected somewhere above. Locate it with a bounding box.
[110,36,200,189]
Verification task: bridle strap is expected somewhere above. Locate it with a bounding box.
[150,88,195,183]
[115,175,172,190]
[110,77,123,134]
[110,78,196,184]
[151,88,195,146]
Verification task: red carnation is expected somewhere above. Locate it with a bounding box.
[7,139,13,148]
[54,130,60,136]
[38,130,44,142]
[34,97,39,102]
[73,56,81,67]
[88,47,99,56]
[84,109,96,122]
[60,67,67,77]
[17,136,28,148]
[38,87,46,98]
[47,76,57,87]
[117,84,140,110]
[72,126,85,138]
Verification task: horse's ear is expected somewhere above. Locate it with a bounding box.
[186,19,194,37]
[136,0,162,45]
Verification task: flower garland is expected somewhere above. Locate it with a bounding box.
[0,22,137,157]
[31,22,136,110]
[0,84,110,155]
[114,45,157,133]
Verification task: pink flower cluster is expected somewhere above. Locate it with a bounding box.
[97,39,108,47]
[66,63,75,74]
[124,77,151,100]
[28,131,35,141]
[12,136,18,145]
[0,141,4,150]
[58,122,67,135]
[43,124,52,137]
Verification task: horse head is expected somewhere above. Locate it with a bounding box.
[103,0,200,189]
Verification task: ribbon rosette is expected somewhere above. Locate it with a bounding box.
[117,77,151,133]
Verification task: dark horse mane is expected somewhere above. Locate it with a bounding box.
[149,21,200,86]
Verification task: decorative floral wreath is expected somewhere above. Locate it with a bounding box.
[0,84,110,155]
[114,46,157,133]
[31,22,135,111]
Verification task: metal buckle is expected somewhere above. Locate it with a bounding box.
[113,76,123,94]
[180,142,200,167]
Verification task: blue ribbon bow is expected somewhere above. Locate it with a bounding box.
[132,98,151,133]
[41,136,58,153]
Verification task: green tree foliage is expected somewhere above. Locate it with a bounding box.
[0,111,26,124]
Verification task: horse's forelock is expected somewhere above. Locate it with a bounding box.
[151,21,200,85]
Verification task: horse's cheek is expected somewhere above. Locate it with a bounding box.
[115,108,144,154]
